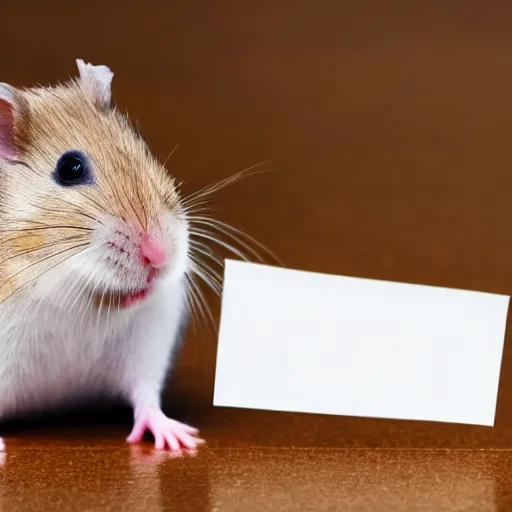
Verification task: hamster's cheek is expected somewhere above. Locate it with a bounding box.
[31,270,66,302]
[30,248,96,302]
[71,249,129,291]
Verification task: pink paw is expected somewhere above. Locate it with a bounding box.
[126,406,204,452]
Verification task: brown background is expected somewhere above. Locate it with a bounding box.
[2,1,512,510]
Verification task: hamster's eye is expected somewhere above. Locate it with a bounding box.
[53,150,92,187]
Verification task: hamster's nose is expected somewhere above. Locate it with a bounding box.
[139,233,168,268]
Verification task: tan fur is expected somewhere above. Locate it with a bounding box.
[0,77,182,302]
[12,232,45,251]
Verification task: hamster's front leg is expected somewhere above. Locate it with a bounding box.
[120,292,204,452]
[126,386,203,452]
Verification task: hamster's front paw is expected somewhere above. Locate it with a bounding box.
[126,405,204,452]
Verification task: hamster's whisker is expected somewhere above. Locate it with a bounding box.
[187,251,224,299]
[95,271,116,333]
[58,193,109,224]
[180,158,285,208]
[0,235,89,266]
[66,187,105,211]
[56,274,82,312]
[91,152,125,208]
[189,215,281,261]
[0,243,89,303]
[53,267,86,314]
[66,245,113,322]
[183,274,202,332]
[29,201,104,227]
[72,273,98,324]
[6,242,89,284]
[193,276,217,332]
[96,279,109,326]
[105,272,117,335]
[96,288,107,330]
[113,168,147,229]
[133,180,150,229]
[0,231,88,253]
[79,268,106,331]
[185,272,216,333]
[182,275,196,325]
[182,205,221,219]
[99,268,121,329]
[187,250,223,288]
[97,153,149,230]
[181,199,214,213]
[188,229,255,263]
[162,143,180,167]
[188,256,223,297]
[66,253,102,313]
[188,240,224,269]
[0,225,94,234]
[188,218,280,265]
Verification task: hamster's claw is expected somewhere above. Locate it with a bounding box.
[126,406,204,452]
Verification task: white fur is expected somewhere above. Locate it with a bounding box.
[0,211,191,420]
[0,276,187,418]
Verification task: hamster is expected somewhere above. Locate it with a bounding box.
[0,59,206,452]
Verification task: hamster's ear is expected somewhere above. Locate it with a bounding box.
[76,59,114,112]
[0,83,22,160]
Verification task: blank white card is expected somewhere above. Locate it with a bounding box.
[213,260,510,426]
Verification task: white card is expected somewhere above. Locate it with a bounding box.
[213,260,510,426]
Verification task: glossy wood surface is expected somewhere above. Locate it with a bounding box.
[3,1,512,510]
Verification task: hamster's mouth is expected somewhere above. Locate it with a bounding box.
[94,284,154,310]
[95,268,162,309]
[118,285,153,308]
